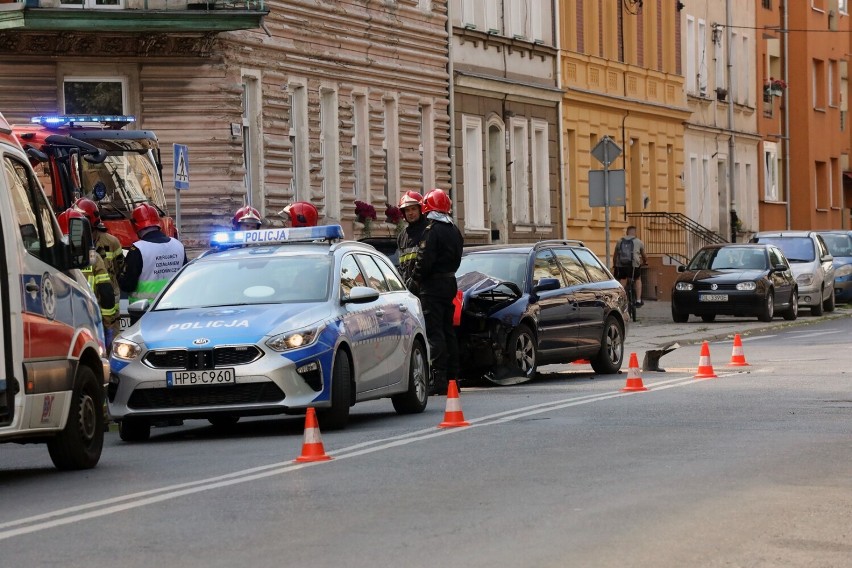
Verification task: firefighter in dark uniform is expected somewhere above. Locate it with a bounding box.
[410,189,464,396]
[396,190,426,286]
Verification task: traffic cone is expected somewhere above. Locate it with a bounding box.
[438,380,470,428]
[694,341,718,379]
[620,352,648,392]
[295,407,332,462]
[728,333,750,367]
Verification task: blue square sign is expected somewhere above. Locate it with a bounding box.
[173,144,189,191]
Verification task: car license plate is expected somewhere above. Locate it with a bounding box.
[119,316,131,331]
[167,368,236,387]
[699,294,728,302]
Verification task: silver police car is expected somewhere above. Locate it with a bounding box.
[108,225,429,441]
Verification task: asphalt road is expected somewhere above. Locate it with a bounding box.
[1,318,851,567]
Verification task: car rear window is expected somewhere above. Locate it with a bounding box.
[752,237,815,262]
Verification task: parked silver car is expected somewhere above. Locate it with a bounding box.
[750,231,836,315]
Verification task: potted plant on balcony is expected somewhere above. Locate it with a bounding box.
[764,77,787,99]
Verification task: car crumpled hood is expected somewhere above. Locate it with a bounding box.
[137,303,331,349]
[457,271,523,316]
[682,269,765,283]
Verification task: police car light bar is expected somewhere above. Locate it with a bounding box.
[31,115,137,126]
[210,224,345,248]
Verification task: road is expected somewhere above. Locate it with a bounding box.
[1,318,851,567]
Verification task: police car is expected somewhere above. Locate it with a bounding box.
[108,225,429,441]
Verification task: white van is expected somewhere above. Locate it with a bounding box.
[0,112,109,469]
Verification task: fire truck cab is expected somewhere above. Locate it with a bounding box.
[12,115,177,248]
[0,112,109,470]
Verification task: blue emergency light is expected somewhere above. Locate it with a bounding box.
[210,224,345,248]
[31,115,137,126]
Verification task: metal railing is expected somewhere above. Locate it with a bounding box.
[626,212,727,265]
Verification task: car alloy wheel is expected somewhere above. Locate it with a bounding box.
[509,324,537,378]
[591,316,624,375]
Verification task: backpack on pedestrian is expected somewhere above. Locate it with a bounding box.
[616,237,634,267]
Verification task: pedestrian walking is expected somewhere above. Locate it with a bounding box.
[612,225,647,306]
[409,189,464,396]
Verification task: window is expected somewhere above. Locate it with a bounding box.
[340,255,366,296]
[508,0,528,38]
[462,0,484,29]
[741,35,750,105]
[730,32,738,101]
[63,77,126,115]
[686,17,696,94]
[374,256,405,292]
[383,97,399,205]
[510,117,529,224]
[533,250,566,287]
[714,34,726,92]
[59,0,123,8]
[572,248,612,283]
[812,0,826,10]
[353,93,370,202]
[356,254,390,293]
[4,157,58,262]
[530,119,550,226]
[462,115,485,230]
[420,103,435,191]
[697,20,707,95]
[829,60,837,106]
[320,87,340,220]
[841,0,849,14]
[289,82,309,202]
[763,142,779,201]
[241,71,264,214]
[552,249,589,286]
[813,59,826,109]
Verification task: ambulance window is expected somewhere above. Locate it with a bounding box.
[4,157,57,261]
[340,254,366,297]
[356,254,390,293]
[374,255,405,292]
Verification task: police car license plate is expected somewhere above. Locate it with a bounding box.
[699,294,728,302]
[119,316,131,331]
[167,369,236,387]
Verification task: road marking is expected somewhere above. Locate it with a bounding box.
[0,372,738,541]
[784,330,843,340]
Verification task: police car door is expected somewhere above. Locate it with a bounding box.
[339,254,386,393]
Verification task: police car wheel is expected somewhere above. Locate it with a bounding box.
[318,350,351,430]
[47,365,104,470]
[392,339,429,415]
[119,418,151,442]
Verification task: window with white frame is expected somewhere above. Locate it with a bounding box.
[462,116,485,230]
[509,117,529,224]
[420,102,435,191]
[241,71,264,213]
[63,76,126,115]
[841,0,849,14]
[763,141,779,201]
[59,0,123,8]
[352,93,370,202]
[730,32,739,101]
[289,82,309,203]
[686,17,696,94]
[484,1,500,33]
[320,87,340,220]
[508,0,529,39]
[462,0,485,29]
[697,20,707,95]
[715,34,726,92]
[383,96,399,205]
[741,35,750,105]
[829,59,836,106]
[530,119,550,225]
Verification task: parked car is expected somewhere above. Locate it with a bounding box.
[455,240,629,385]
[750,231,835,315]
[671,244,798,323]
[816,230,852,304]
[108,225,429,441]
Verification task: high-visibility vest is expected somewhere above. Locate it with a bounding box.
[82,254,118,318]
[129,238,185,304]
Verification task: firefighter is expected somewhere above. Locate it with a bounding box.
[74,197,123,347]
[280,201,319,227]
[232,205,263,231]
[396,190,426,292]
[119,203,187,309]
[410,189,464,396]
[57,209,115,329]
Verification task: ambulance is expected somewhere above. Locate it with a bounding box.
[0,112,109,470]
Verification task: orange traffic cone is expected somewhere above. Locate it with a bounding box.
[620,352,648,392]
[728,333,750,367]
[694,341,718,379]
[438,380,470,428]
[295,407,332,462]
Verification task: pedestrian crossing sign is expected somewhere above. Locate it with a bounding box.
[173,144,189,191]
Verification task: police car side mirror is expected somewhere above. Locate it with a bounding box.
[128,300,150,321]
[66,216,92,269]
[342,286,380,304]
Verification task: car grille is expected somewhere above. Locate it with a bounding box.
[127,383,285,409]
[695,283,739,291]
[144,346,263,370]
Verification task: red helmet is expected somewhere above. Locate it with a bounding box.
[57,208,86,236]
[421,189,452,215]
[73,198,105,230]
[232,205,262,230]
[282,201,319,227]
[131,203,160,231]
[398,190,423,209]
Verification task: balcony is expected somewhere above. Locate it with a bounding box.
[0,0,267,33]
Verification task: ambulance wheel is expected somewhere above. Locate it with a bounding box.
[47,365,104,470]
[119,417,151,442]
[392,339,429,414]
[319,350,351,430]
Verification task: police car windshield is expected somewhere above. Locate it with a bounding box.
[153,255,332,310]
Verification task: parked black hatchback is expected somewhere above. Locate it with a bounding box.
[671,244,798,323]
[455,241,630,385]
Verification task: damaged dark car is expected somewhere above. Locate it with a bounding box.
[455,241,630,385]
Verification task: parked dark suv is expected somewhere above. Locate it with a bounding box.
[455,241,630,385]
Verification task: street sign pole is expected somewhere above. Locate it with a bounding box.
[173,144,190,237]
[604,144,611,266]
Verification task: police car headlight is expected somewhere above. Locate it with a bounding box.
[675,282,693,291]
[113,339,141,360]
[266,326,323,352]
[736,281,757,291]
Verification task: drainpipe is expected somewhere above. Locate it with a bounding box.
[446,11,457,216]
[726,0,736,241]
[782,0,791,229]
[555,0,566,239]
